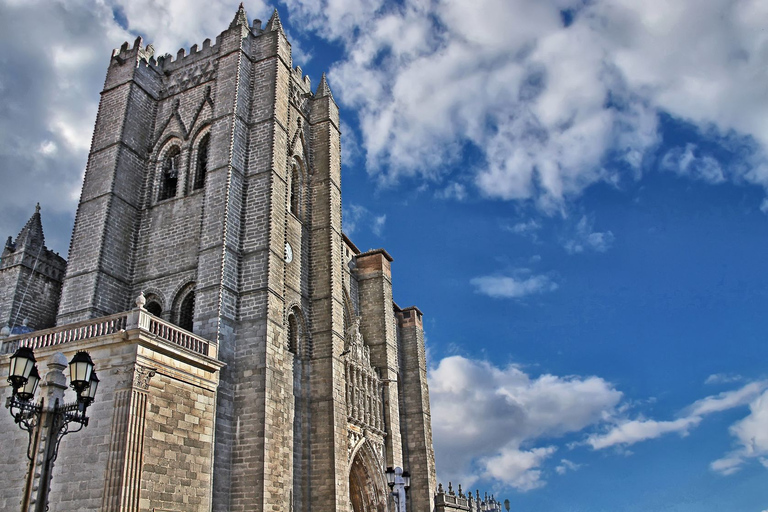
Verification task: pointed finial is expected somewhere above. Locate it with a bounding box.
[14,203,45,249]
[230,2,249,28]
[265,8,283,32]
[135,292,146,309]
[315,72,334,99]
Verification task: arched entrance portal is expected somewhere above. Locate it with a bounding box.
[349,440,388,512]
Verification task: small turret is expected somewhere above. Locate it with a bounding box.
[14,202,44,251]
[265,8,284,33]
[230,2,249,29]
[0,203,66,332]
[315,72,334,100]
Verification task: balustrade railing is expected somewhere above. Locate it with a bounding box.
[0,308,211,357]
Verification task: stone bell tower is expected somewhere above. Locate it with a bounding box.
[32,4,436,511]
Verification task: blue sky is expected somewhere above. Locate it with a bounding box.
[2,1,768,510]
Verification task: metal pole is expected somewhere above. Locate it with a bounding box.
[20,397,43,512]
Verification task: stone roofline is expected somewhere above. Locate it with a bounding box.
[356,248,394,262]
[400,305,423,316]
[342,232,361,255]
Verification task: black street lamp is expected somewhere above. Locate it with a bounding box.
[8,346,36,390]
[5,348,99,512]
[386,466,396,489]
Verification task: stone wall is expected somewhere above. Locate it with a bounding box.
[0,310,222,512]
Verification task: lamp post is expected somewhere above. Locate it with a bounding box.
[385,466,410,512]
[5,348,99,512]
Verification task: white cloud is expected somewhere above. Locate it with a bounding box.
[587,417,701,450]
[505,219,542,237]
[687,382,767,417]
[471,272,558,299]
[435,182,467,201]
[343,204,387,237]
[586,381,768,453]
[711,390,768,475]
[661,144,726,184]
[563,215,614,254]
[555,458,583,475]
[429,355,621,489]
[282,0,768,209]
[705,373,744,385]
[481,446,558,491]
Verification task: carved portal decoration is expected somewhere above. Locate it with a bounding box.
[345,315,387,510]
[348,435,388,512]
[344,317,384,435]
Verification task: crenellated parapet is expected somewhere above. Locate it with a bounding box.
[110,36,155,66]
[434,483,507,512]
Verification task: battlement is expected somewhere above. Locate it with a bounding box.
[292,65,312,89]
[111,36,156,66]
[155,36,222,72]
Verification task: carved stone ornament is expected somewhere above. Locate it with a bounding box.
[133,365,157,391]
[290,83,309,114]
[164,60,218,97]
[344,316,370,365]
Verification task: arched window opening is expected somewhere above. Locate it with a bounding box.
[290,164,300,217]
[288,314,299,353]
[194,133,210,191]
[159,146,181,201]
[145,301,162,317]
[179,290,195,332]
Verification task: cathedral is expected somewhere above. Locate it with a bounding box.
[0,6,437,511]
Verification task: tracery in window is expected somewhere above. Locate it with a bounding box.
[290,164,301,218]
[179,290,195,332]
[159,146,181,201]
[193,133,210,190]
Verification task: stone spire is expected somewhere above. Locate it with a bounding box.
[315,73,334,99]
[14,203,44,250]
[265,8,284,32]
[230,2,249,29]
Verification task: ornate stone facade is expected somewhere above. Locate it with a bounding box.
[0,5,436,511]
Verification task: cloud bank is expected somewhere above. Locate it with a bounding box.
[429,355,622,490]
[284,0,768,211]
[429,354,768,490]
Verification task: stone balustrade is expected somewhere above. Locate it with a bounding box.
[0,307,213,358]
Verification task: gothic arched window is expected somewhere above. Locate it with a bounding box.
[179,290,195,332]
[288,313,299,353]
[193,133,210,191]
[290,164,301,218]
[158,146,181,201]
[145,301,162,317]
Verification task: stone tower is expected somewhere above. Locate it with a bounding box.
[0,5,438,512]
[0,204,66,333]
